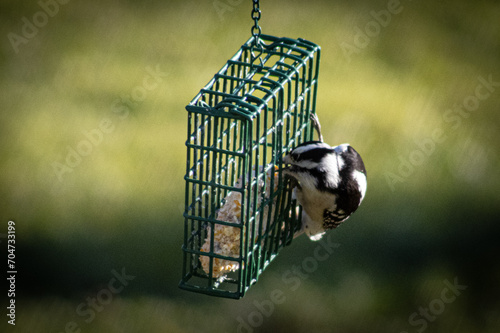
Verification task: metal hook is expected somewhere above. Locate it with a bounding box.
[250,44,265,68]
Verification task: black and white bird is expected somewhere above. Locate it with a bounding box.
[283,114,367,241]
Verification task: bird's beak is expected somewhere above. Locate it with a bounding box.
[283,154,293,165]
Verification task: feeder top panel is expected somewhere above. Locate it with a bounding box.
[188,34,321,120]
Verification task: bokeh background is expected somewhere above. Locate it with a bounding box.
[1,0,499,332]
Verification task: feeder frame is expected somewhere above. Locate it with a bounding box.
[180,34,321,299]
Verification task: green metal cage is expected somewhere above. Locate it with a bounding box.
[180,34,321,299]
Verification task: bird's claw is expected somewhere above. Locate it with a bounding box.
[310,113,323,142]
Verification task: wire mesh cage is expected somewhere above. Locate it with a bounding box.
[180,34,321,299]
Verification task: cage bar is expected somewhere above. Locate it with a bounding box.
[180,34,321,299]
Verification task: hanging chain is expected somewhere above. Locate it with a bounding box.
[251,0,262,44]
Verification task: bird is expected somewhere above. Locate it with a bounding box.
[283,114,367,241]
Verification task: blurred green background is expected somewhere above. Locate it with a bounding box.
[1,0,499,332]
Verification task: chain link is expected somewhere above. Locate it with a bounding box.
[251,0,261,43]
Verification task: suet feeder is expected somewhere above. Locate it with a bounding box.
[180,1,321,299]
